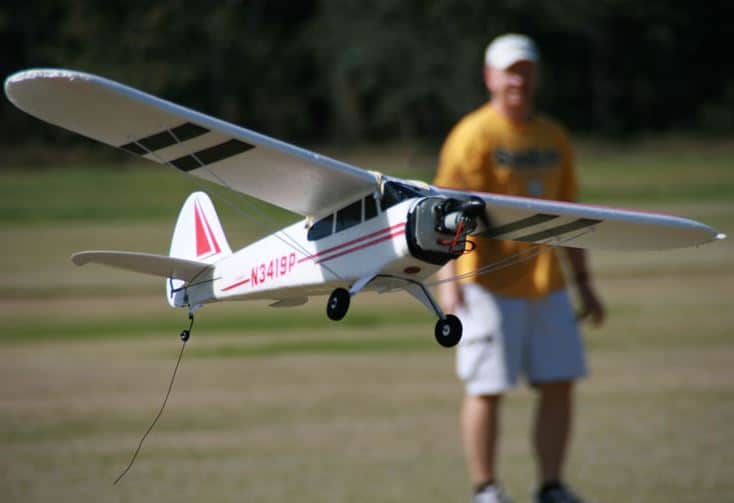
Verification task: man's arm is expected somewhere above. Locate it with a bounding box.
[437,261,464,314]
[564,247,605,327]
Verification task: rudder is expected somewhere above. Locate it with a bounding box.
[167,192,231,307]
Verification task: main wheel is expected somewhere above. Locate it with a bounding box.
[326,288,350,321]
[434,314,462,347]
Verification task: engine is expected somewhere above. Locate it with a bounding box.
[405,196,488,265]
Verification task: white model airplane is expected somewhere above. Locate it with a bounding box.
[5,69,726,347]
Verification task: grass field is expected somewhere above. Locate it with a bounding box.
[1,139,733,502]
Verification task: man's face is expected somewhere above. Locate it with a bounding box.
[485,60,539,115]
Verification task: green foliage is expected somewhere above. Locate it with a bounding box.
[3,1,734,148]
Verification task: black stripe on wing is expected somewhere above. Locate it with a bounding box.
[480,213,558,238]
[171,139,255,171]
[119,122,209,155]
[514,218,602,242]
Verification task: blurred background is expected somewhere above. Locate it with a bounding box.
[2,2,733,502]
[3,0,734,148]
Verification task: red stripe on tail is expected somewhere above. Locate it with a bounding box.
[194,200,222,258]
[194,203,211,257]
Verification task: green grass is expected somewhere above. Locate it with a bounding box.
[1,306,429,344]
[3,138,734,226]
[190,334,433,358]
[1,140,733,502]
[0,161,297,227]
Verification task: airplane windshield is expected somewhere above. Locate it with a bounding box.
[308,214,333,241]
[380,181,422,210]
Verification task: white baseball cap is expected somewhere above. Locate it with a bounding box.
[485,34,539,70]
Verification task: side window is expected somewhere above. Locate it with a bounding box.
[307,214,333,241]
[364,194,378,220]
[335,200,362,232]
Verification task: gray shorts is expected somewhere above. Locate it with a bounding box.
[455,283,587,395]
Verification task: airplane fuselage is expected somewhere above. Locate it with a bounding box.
[180,198,443,308]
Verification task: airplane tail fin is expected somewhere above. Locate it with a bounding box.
[167,191,231,306]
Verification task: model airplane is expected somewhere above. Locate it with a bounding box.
[4,69,726,347]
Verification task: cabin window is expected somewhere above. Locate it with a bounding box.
[364,194,378,220]
[307,213,333,241]
[335,200,362,232]
[308,191,385,241]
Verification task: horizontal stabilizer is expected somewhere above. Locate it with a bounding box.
[71,251,212,281]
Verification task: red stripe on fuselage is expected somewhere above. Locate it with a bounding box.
[312,228,406,264]
[298,222,406,264]
[221,277,250,292]
[219,222,407,293]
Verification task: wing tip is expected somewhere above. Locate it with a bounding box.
[6,68,84,83]
[70,252,90,266]
[5,68,91,109]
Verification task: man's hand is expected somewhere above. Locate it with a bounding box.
[565,247,605,327]
[576,281,605,327]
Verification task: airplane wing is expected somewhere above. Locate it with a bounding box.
[5,69,724,252]
[433,186,724,251]
[4,69,379,217]
[71,251,212,281]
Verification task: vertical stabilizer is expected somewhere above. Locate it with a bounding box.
[167,192,231,307]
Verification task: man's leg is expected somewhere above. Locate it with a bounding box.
[533,380,574,483]
[527,290,586,487]
[455,286,523,501]
[461,393,502,487]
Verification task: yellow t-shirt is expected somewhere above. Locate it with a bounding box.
[434,104,578,298]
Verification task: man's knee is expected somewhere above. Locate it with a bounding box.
[463,393,503,419]
[468,393,503,405]
[533,379,574,399]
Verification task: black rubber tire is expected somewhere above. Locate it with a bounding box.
[326,288,350,321]
[434,314,462,347]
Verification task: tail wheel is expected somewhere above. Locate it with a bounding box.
[326,288,350,321]
[434,314,462,347]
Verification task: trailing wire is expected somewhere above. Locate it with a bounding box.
[113,315,193,484]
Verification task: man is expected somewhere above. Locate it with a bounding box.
[434,34,605,503]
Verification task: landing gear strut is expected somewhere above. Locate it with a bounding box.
[434,314,462,348]
[326,288,350,320]
[326,276,463,348]
[180,313,194,341]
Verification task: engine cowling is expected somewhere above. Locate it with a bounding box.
[405,196,488,265]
